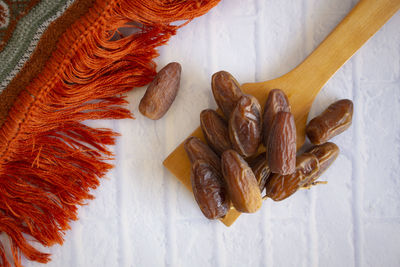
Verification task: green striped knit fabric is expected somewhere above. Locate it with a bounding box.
[0,0,73,92]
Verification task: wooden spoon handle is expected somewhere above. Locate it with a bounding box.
[286,0,400,99]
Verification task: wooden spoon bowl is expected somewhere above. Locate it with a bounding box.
[163,0,400,226]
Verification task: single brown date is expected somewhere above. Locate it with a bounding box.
[184,137,221,172]
[306,99,353,144]
[249,152,271,192]
[267,111,296,175]
[200,109,231,155]
[229,95,262,158]
[191,160,230,219]
[211,71,244,118]
[262,89,291,146]
[305,142,339,182]
[221,150,262,213]
[265,153,320,201]
[139,62,181,120]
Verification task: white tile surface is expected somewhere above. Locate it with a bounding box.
[26,0,400,266]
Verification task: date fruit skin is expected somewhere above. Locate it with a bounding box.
[265,153,320,201]
[191,160,230,219]
[305,142,339,183]
[184,137,221,172]
[249,152,271,192]
[200,109,232,155]
[221,150,262,213]
[263,89,291,146]
[306,99,353,144]
[267,111,296,175]
[229,95,262,158]
[139,62,181,120]
[211,71,244,118]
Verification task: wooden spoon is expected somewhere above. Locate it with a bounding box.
[163,0,400,226]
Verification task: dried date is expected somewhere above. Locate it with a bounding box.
[229,95,262,158]
[306,99,353,144]
[249,152,271,192]
[184,136,221,172]
[304,142,339,186]
[262,89,290,146]
[191,160,230,219]
[267,111,296,175]
[139,62,181,120]
[200,109,231,155]
[211,71,244,118]
[265,153,320,201]
[221,150,262,213]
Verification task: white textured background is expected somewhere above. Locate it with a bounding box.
[28,0,400,266]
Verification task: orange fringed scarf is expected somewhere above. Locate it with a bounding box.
[0,0,220,266]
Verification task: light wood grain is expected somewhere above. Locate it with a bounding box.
[163,0,400,227]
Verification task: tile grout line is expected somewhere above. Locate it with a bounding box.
[303,0,318,266]
[164,123,177,266]
[115,120,128,267]
[208,9,218,74]
[308,184,318,267]
[351,0,364,263]
[149,117,167,267]
[363,217,400,223]
[351,48,363,267]
[164,49,178,266]
[72,213,84,266]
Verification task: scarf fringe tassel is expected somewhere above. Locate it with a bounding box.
[0,0,219,266]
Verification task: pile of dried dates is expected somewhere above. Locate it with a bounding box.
[184,71,353,220]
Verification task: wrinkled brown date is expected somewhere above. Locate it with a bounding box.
[306,99,353,144]
[229,95,262,158]
[191,160,230,219]
[267,111,296,175]
[184,137,221,172]
[262,89,291,146]
[249,152,271,192]
[305,142,339,183]
[139,62,181,120]
[211,71,244,118]
[265,153,320,201]
[221,150,262,213]
[200,109,232,155]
